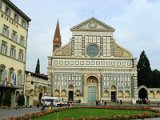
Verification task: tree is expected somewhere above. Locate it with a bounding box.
[151,69,160,88]
[137,50,152,87]
[35,58,40,74]
[3,89,11,107]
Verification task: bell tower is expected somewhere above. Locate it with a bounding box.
[53,20,61,53]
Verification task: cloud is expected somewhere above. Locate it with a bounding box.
[111,0,160,70]
[12,0,160,73]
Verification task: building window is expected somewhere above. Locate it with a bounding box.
[0,69,2,81]
[5,6,11,16]
[18,71,23,85]
[0,69,4,81]
[0,64,7,82]
[19,36,24,46]
[0,1,2,11]
[10,46,16,58]
[1,41,7,55]
[2,25,9,37]
[18,49,23,61]
[21,19,26,28]
[0,65,5,81]
[8,67,14,83]
[11,31,18,42]
[14,13,19,22]
[86,43,100,57]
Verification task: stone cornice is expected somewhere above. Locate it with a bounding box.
[0,52,25,64]
[70,17,115,32]
[2,0,31,22]
[0,11,29,31]
[48,55,136,60]
[48,67,137,73]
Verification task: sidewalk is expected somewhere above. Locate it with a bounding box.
[0,106,41,120]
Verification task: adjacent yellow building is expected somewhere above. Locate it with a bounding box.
[25,71,51,107]
[0,0,31,107]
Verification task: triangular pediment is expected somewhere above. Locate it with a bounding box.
[70,17,115,32]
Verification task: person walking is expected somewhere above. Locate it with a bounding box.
[50,101,53,110]
[41,99,45,111]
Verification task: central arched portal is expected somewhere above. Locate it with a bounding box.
[139,88,148,99]
[86,76,98,103]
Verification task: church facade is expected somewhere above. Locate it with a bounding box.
[48,17,138,103]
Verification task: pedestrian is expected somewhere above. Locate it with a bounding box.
[120,100,122,104]
[104,101,107,106]
[17,95,20,108]
[50,101,53,110]
[41,99,45,111]
[67,101,70,108]
[48,106,51,111]
[96,100,98,106]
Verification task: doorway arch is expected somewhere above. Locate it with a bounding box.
[86,76,98,103]
[139,88,148,99]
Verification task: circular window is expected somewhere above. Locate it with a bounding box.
[86,44,99,57]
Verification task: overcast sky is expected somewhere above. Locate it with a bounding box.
[12,0,160,74]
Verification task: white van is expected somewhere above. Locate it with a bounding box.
[41,96,65,107]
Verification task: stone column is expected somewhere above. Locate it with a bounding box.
[98,80,101,101]
[133,59,138,99]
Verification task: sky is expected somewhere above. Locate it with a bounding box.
[11,0,160,74]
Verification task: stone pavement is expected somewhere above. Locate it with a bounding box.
[0,106,41,120]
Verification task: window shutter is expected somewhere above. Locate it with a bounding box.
[7,29,9,37]
[1,70,5,81]
[5,44,8,55]
[4,70,8,81]
[21,74,23,84]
